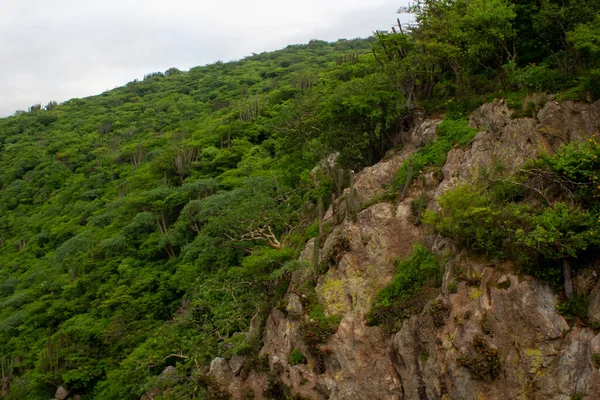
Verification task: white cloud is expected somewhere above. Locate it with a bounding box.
[0,0,408,116]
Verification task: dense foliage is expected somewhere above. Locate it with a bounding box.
[424,138,600,291]
[366,244,442,334]
[0,39,401,399]
[1,0,599,398]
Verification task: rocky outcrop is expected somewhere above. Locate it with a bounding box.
[436,99,600,199]
[53,386,69,400]
[209,100,600,399]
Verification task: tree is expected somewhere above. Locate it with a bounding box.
[460,0,516,89]
[515,203,598,298]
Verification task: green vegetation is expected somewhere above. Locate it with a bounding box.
[0,39,388,399]
[481,314,493,336]
[458,335,502,381]
[425,138,600,297]
[391,117,477,196]
[289,350,307,366]
[557,295,592,326]
[1,0,599,398]
[296,281,342,361]
[366,244,442,333]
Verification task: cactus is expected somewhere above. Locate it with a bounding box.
[346,170,358,222]
[292,73,316,91]
[336,52,359,65]
[399,159,414,201]
[1,356,13,397]
[336,168,346,197]
[331,193,337,224]
[312,197,324,271]
[39,332,74,378]
[318,197,324,237]
[131,143,144,166]
[239,95,262,121]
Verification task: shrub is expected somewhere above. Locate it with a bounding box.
[583,69,600,101]
[296,281,342,355]
[392,118,476,194]
[458,335,502,381]
[436,118,478,146]
[517,63,566,93]
[481,314,493,336]
[425,139,600,294]
[430,301,451,327]
[300,307,342,351]
[289,349,307,365]
[557,295,591,325]
[366,244,442,333]
[422,185,509,258]
[410,192,428,225]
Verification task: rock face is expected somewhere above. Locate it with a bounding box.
[436,99,600,200]
[209,100,600,399]
[54,385,69,400]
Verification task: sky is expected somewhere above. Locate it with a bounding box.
[0,0,409,117]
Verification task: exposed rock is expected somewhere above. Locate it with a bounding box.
[285,293,304,318]
[208,357,233,384]
[404,118,442,148]
[328,317,402,400]
[160,365,176,378]
[575,268,598,296]
[436,99,600,201]
[537,100,600,144]
[54,386,69,400]
[140,388,159,400]
[229,355,246,376]
[210,101,600,399]
[317,201,420,317]
[589,279,600,323]
[347,147,414,209]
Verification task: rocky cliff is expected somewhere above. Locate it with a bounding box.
[208,100,600,400]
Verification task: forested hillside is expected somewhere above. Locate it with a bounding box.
[1,1,599,399]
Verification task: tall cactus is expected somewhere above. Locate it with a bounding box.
[346,170,358,222]
[312,197,324,271]
[331,193,337,224]
[1,356,12,398]
[399,159,414,201]
[336,168,346,197]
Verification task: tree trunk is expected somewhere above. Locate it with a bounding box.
[563,258,573,299]
[2,377,8,398]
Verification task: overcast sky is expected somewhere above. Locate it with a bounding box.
[0,0,409,117]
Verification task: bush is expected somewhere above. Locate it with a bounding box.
[366,244,442,333]
[425,139,600,293]
[296,281,342,354]
[300,306,342,351]
[514,63,566,93]
[392,118,476,194]
[289,349,307,365]
[422,185,509,258]
[458,335,502,381]
[583,69,600,100]
[437,118,478,146]
[557,294,591,325]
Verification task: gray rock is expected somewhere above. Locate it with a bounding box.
[229,355,246,376]
[54,386,69,400]
[405,118,441,148]
[208,357,232,385]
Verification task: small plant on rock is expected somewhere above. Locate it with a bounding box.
[289,349,307,366]
[458,335,502,382]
